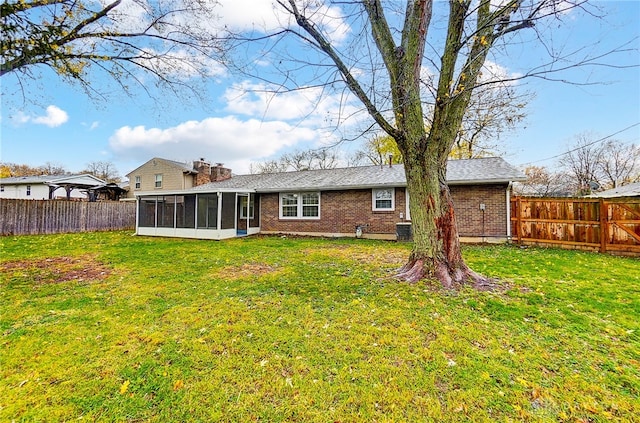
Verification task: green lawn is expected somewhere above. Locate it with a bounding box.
[1,232,638,422]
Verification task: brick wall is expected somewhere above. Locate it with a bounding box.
[259,184,509,238]
[450,184,508,237]
[260,189,406,236]
[194,160,212,186]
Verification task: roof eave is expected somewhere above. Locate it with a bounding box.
[255,181,405,192]
[447,177,526,185]
[134,188,256,197]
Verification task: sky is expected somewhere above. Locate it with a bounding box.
[1,0,639,180]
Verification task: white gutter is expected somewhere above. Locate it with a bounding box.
[133,187,256,197]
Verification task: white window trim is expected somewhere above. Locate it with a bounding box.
[279,192,321,220]
[405,188,411,220]
[240,196,254,219]
[372,188,395,211]
[135,176,141,189]
[155,174,163,189]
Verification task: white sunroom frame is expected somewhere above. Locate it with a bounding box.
[134,188,259,240]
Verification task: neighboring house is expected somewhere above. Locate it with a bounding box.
[587,182,640,199]
[125,157,231,198]
[0,174,106,200]
[133,157,525,242]
[512,183,575,198]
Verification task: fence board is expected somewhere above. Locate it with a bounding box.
[511,196,640,256]
[0,199,136,235]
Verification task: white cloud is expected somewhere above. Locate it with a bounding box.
[480,60,523,85]
[109,116,318,173]
[223,81,363,129]
[216,0,285,31]
[14,105,69,127]
[214,0,350,44]
[11,111,31,125]
[82,121,100,130]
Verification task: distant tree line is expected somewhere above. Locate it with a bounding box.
[516,133,640,197]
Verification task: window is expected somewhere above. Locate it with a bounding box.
[154,174,162,188]
[138,197,157,227]
[197,194,218,229]
[0,185,4,192]
[26,185,31,196]
[302,193,320,217]
[240,196,254,219]
[135,176,141,189]
[176,195,196,228]
[279,192,320,219]
[372,188,394,211]
[158,196,176,228]
[281,194,298,217]
[137,194,196,229]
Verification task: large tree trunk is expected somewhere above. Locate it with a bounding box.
[287,0,505,289]
[395,153,490,288]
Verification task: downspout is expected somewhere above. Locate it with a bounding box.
[506,182,512,240]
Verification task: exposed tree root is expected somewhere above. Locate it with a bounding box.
[395,259,426,284]
[393,258,501,291]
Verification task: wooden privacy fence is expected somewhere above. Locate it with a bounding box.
[511,196,640,255]
[0,199,136,236]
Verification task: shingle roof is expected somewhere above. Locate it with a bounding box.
[0,175,53,185]
[195,157,525,192]
[0,173,105,186]
[588,182,640,198]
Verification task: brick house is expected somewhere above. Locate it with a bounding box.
[133,157,525,242]
[125,157,231,197]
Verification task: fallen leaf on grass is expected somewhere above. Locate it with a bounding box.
[119,380,130,395]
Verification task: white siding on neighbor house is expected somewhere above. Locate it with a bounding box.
[0,183,87,200]
[126,159,194,198]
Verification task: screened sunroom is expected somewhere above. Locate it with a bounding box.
[135,190,260,240]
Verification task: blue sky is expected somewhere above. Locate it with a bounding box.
[1,0,638,179]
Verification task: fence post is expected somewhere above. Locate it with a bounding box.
[515,196,522,245]
[599,198,607,253]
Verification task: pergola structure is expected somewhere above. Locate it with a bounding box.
[46,174,106,200]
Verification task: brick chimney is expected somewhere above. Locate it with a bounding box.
[211,163,232,182]
[193,158,212,186]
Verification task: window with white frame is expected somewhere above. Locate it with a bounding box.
[135,176,141,189]
[26,185,31,196]
[279,192,320,219]
[372,188,394,211]
[154,174,162,188]
[240,196,254,219]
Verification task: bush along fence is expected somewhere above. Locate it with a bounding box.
[0,199,136,236]
[510,196,640,255]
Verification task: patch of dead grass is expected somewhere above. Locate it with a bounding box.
[0,255,111,284]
